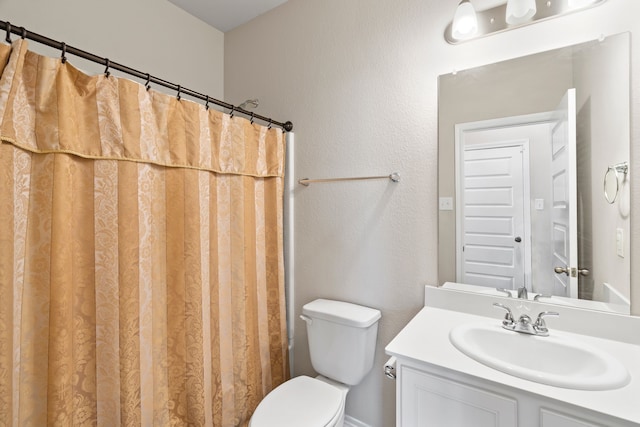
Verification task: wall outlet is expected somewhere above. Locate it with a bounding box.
[439,197,453,211]
[616,228,624,258]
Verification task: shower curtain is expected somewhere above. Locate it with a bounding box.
[0,40,288,426]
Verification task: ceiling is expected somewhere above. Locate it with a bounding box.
[168,0,507,34]
[168,0,289,33]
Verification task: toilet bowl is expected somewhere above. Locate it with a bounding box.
[249,299,381,427]
[249,375,349,427]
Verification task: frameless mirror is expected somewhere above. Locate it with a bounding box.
[438,32,631,314]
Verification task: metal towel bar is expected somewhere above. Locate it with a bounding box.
[298,172,400,186]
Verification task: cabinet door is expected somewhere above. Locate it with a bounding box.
[400,366,517,427]
[540,408,606,427]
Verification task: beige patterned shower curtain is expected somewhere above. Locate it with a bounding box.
[0,40,288,426]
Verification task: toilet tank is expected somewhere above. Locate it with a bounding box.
[302,299,381,386]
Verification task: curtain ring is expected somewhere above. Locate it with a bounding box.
[104,58,111,78]
[205,96,210,110]
[176,85,181,101]
[250,112,255,124]
[145,73,151,91]
[60,42,67,64]
[267,119,272,129]
[20,27,27,40]
[230,106,235,118]
[5,22,11,43]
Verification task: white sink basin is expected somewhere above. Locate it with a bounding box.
[449,323,630,390]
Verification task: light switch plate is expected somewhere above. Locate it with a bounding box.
[616,228,624,258]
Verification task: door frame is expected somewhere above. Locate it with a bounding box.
[455,112,553,290]
[550,88,579,298]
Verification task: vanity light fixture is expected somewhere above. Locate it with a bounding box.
[452,0,478,41]
[568,0,600,8]
[505,0,537,25]
[445,0,608,44]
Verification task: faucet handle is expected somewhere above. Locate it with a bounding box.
[495,288,512,297]
[493,302,515,326]
[534,311,559,335]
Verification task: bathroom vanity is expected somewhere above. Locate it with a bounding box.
[385,286,640,427]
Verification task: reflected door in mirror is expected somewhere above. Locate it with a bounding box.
[459,144,528,291]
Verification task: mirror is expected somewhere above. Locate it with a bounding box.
[438,33,631,314]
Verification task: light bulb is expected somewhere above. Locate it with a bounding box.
[452,0,478,40]
[506,0,537,25]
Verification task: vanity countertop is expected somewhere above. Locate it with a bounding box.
[385,305,640,424]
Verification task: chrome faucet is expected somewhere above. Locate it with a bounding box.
[517,286,528,299]
[493,303,559,337]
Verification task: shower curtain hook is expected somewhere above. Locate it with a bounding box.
[230,106,235,118]
[145,73,151,91]
[205,95,210,110]
[250,112,255,124]
[104,58,111,78]
[5,22,12,43]
[20,27,27,40]
[176,85,181,101]
[267,119,272,129]
[60,42,67,64]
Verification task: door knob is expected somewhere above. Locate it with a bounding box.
[514,236,522,242]
[554,266,589,277]
[554,266,569,275]
[577,268,590,276]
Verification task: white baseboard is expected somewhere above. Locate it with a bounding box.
[344,415,373,427]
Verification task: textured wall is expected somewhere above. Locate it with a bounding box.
[572,36,631,303]
[0,0,224,101]
[225,1,640,425]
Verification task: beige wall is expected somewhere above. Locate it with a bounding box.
[0,0,224,100]
[572,35,631,303]
[226,1,640,426]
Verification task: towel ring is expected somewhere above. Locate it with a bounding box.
[603,162,628,204]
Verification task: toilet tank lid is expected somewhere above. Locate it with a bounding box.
[302,299,381,328]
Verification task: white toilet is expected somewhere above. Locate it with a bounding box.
[249,299,381,427]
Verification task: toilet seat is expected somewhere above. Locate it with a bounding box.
[249,376,345,427]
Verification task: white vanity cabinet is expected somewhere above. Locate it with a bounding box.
[399,364,516,426]
[386,288,640,427]
[395,359,636,427]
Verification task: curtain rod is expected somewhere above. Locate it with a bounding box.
[0,20,293,132]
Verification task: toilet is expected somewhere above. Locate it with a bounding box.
[249,299,381,427]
